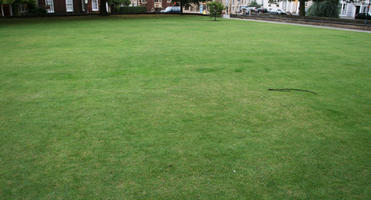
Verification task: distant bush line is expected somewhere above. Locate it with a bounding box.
[113,7,147,14]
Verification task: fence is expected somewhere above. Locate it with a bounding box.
[231,14,371,30]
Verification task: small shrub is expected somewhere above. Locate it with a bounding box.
[207,1,224,21]
[117,6,147,14]
[29,7,47,16]
[112,0,131,13]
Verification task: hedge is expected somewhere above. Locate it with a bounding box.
[116,7,147,14]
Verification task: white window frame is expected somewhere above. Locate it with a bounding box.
[19,4,27,13]
[66,0,74,12]
[92,0,99,11]
[45,0,55,13]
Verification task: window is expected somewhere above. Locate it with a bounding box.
[18,4,27,13]
[341,4,346,15]
[92,0,99,11]
[45,0,54,13]
[66,0,74,12]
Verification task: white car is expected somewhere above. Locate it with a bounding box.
[240,6,256,14]
[160,6,181,13]
[268,8,287,15]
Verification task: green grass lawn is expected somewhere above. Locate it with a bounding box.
[0,15,370,199]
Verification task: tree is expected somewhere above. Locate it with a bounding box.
[112,0,131,7]
[6,0,45,16]
[81,0,88,14]
[207,1,224,21]
[307,0,339,18]
[248,1,261,8]
[111,0,131,12]
[298,0,306,16]
[295,0,339,17]
[100,0,109,15]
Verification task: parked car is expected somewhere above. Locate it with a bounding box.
[355,13,371,20]
[160,6,181,13]
[257,8,268,14]
[240,6,256,14]
[268,8,287,15]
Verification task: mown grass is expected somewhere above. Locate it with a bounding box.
[0,15,370,199]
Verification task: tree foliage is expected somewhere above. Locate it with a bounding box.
[111,0,131,12]
[307,0,339,17]
[275,0,339,17]
[10,0,46,16]
[248,1,261,8]
[207,1,224,21]
[112,0,131,7]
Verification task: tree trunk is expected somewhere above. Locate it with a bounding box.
[100,0,108,15]
[299,0,306,16]
[81,0,88,14]
[180,2,183,14]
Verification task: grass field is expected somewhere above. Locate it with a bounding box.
[0,15,370,199]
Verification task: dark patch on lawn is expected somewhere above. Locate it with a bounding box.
[268,88,318,95]
[325,109,347,119]
[182,118,194,123]
[234,68,244,73]
[50,72,77,80]
[195,68,221,73]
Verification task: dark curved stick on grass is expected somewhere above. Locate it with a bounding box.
[268,88,318,95]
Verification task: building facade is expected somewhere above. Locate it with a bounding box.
[181,0,310,16]
[183,2,208,14]
[226,0,370,18]
[339,0,370,18]
[227,0,312,15]
[39,0,102,15]
[133,0,173,12]
[1,0,102,17]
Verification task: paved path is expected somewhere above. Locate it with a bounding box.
[230,17,371,33]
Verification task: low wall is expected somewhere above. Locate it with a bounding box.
[231,14,371,31]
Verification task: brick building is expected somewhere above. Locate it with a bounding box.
[1,0,181,17]
[1,0,102,16]
[136,0,173,12]
[39,0,102,15]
